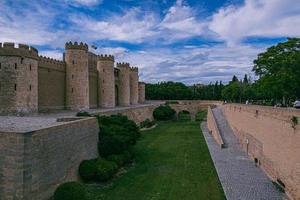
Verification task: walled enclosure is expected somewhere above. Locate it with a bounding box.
[0,42,145,114]
[0,102,162,200]
[223,104,300,199]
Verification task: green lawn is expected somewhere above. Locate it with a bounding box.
[86,121,225,200]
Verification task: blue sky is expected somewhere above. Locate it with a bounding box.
[1,0,299,85]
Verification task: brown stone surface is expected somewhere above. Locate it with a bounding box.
[65,43,89,110]
[223,104,300,199]
[0,53,38,114]
[117,63,130,106]
[130,67,139,105]
[0,117,99,200]
[98,57,115,108]
[138,82,145,104]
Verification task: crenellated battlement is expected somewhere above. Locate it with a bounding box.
[0,42,38,59]
[65,41,88,51]
[130,67,138,72]
[39,56,65,65]
[97,54,114,61]
[117,62,130,68]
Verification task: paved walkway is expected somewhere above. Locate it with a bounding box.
[201,106,288,200]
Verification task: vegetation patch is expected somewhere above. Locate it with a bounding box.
[54,182,87,200]
[153,105,176,121]
[85,120,225,200]
[196,110,207,121]
[177,110,191,121]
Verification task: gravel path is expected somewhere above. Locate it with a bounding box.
[201,106,288,200]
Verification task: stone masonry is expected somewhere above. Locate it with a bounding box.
[0,42,146,114]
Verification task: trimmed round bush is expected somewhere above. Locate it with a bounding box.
[79,159,98,182]
[79,158,118,182]
[54,182,87,200]
[94,159,118,182]
[153,105,176,121]
[97,114,140,157]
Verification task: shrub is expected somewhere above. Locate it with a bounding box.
[94,158,118,182]
[178,110,191,121]
[196,111,207,121]
[54,182,87,200]
[153,105,176,121]
[76,111,92,117]
[79,159,98,182]
[140,119,155,128]
[97,115,140,157]
[106,154,125,167]
[79,158,118,182]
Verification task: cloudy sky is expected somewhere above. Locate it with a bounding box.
[1,0,299,84]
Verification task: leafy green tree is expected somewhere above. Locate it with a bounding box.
[253,38,300,105]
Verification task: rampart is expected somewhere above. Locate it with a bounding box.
[38,56,66,111]
[207,106,224,148]
[223,104,300,199]
[0,117,99,200]
[0,102,162,200]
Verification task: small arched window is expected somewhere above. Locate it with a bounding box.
[0,63,1,69]
[21,58,24,64]
[29,64,32,71]
[72,60,75,65]
[29,85,32,91]
[14,63,17,69]
[14,84,17,91]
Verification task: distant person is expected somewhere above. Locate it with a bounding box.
[246,100,249,105]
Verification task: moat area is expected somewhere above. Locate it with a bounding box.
[85,120,225,200]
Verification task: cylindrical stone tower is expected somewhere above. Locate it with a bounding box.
[130,67,139,105]
[97,54,115,108]
[116,62,130,106]
[65,42,89,110]
[138,82,146,104]
[0,42,39,114]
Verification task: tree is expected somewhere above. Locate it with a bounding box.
[253,38,300,105]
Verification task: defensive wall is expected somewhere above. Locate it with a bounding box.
[0,42,146,114]
[223,104,300,199]
[207,106,225,148]
[0,102,161,200]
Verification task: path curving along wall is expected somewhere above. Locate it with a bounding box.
[223,104,300,199]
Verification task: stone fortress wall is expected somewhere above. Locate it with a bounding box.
[223,104,300,199]
[0,42,146,114]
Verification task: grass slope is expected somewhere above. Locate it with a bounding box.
[87,121,225,200]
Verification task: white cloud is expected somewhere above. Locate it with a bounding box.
[209,0,300,44]
[159,0,206,40]
[67,0,102,6]
[71,8,158,43]
[106,43,263,84]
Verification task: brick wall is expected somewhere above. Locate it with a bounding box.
[0,118,99,200]
[223,104,300,199]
